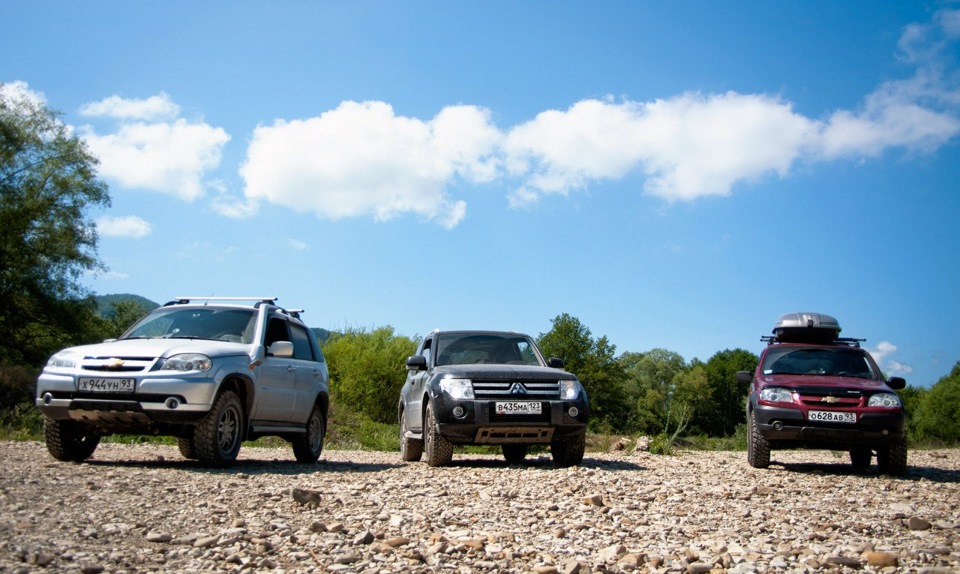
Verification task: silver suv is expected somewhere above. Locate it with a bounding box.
[35,297,329,467]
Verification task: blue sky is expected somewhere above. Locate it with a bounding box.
[3,1,958,387]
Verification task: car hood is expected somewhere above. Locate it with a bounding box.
[433,364,576,381]
[759,373,895,393]
[55,338,254,360]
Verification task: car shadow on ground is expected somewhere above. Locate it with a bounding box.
[769,460,960,483]
[83,457,403,475]
[441,455,646,472]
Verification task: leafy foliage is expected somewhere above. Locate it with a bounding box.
[912,362,960,444]
[322,326,417,424]
[537,313,628,432]
[0,83,110,366]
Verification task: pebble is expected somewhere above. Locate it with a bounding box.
[0,441,958,573]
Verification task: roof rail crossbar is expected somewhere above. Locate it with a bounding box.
[762,335,865,347]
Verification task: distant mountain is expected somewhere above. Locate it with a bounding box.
[95,294,160,318]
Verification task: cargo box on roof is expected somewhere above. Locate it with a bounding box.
[772,312,841,342]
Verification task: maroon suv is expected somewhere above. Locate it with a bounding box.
[737,312,907,475]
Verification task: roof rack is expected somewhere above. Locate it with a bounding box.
[762,335,865,348]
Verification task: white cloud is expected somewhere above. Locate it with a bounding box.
[96,215,153,238]
[240,101,499,229]
[82,117,230,201]
[79,92,180,121]
[0,81,46,107]
[869,341,914,376]
[288,238,307,251]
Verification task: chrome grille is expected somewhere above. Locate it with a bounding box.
[472,380,560,399]
[81,356,155,373]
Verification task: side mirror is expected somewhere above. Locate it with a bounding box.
[268,341,294,358]
[736,370,754,384]
[548,357,565,369]
[406,355,428,371]
[886,376,906,390]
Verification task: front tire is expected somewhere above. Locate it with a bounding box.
[44,419,100,462]
[747,411,771,469]
[423,403,453,467]
[551,433,585,467]
[292,404,325,463]
[194,390,243,468]
[399,407,423,462]
[178,436,198,460]
[502,444,528,464]
[877,438,907,476]
[849,447,872,470]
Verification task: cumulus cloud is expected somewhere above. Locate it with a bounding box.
[0,81,46,107]
[239,101,499,229]
[79,94,230,201]
[869,341,914,376]
[79,92,180,121]
[96,215,153,238]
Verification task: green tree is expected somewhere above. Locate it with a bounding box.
[620,348,687,435]
[695,349,758,436]
[897,384,928,441]
[0,83,110,366]
[912,362,960,444]
[538,313,628,432]
[322,326,417,424]
[104,300,151,339]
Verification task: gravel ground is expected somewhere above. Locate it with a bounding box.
[0,440,958,574]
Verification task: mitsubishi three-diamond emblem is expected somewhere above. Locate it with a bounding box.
[509,383,527,395]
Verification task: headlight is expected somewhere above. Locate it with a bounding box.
[160,353,212,372]
[759,387,794,404]
[559,379,583,400]
[46,351,78,369]
[868,393,902,408]
[439,378,474,400]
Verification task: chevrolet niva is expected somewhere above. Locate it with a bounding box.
[737,312,907,475]
[35,297,329,467]
[398,330,589,467]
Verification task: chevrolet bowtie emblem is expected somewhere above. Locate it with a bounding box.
[820,396,840,403]
[103,358,126,370]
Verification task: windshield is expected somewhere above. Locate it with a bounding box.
[761,347,880,379]
[434,333,543,366]
[122,307,257,343]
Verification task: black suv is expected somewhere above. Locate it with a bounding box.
[737,312,907,475]
[398,330,589,467]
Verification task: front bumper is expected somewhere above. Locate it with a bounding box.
[35,371,219,430]
[753,403,906,448]
[434,397,589,445]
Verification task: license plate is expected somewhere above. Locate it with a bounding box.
[808,410,856,423]
[78,377,135,393]
[495,401,542,415]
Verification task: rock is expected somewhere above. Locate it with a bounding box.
[291,487,322,507]
[865,551,898,567]
[908,516,933,531]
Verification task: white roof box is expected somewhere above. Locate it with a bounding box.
[773,312,841,342]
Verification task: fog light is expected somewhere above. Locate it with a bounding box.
[882,429,889,436]
[165,397,180,410]
[568,407,579,417]
[452,406,466,418]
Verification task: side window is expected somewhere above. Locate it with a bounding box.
[264,317,289,348]
[290,324,315,361]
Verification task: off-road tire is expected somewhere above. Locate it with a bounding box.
[178,436,198,460]
[292,404,325,463]
[747,412,771,469]
[44,418,100,462]
[849,447,872,470]
[502,444,528,464]
[551,433,585,467]
[399,408,423,462]
[193,390,243,468]
[423,403,453,467]
[877,438,908,476]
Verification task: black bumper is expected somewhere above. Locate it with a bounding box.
[753,404,906,448]
[435,397,589,445]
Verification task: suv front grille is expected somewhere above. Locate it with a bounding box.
[80,356,156,373]
[472,380,560,400]
[796,387,863,407]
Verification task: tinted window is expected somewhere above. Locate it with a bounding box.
[435,333,542,366]
[290,324,315,361]
[761,347,879,379]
